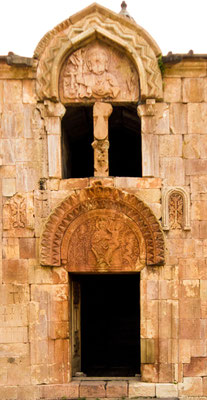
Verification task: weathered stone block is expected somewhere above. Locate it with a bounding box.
[45,116,61,134]
[183,78,206,103]
[181,280,200,298]
[2,178,16,197]
[192,201,207,220]
[2,139,16,165]
[106,381,128,397]
[156,383,178,397]
[80,381,106,398]
[188,103,207,134]
[180,319,201,340]
[0,386,17,400]
[2,238,19,259]
[184,357,207,377]
[179,339,191,363]
[164,77,182,102]
[142,134,159,177]
[129,381,155,397]
[183,135,200,159]
[179,298,200,318]
[141,338,155,363]
[22,80,37,104]
[160,135,182,157]
[60,178,89,190]
[41,383,79,399]
[2,260,29,284]
[47,134,61,178]
[16,163,39,192]
[178,377,203,396]
[141,363,159,382]
[3,80,22,103]
[160,157,185,186]
[19,238,36,259]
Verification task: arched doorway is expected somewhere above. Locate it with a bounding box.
[41,181,165,377]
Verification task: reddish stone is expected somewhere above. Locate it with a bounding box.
[19,238,36,259]
[106,381,128,397]
[2,259,28,284]
[184,357,207,377]
[80,381,106,398]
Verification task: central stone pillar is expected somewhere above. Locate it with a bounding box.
[92,102,113,177]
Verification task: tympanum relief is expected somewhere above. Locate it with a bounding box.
[59,41,139,103]
[64,212,141,272]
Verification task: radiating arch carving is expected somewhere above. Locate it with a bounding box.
[40,182,165,272]
[35,3,163,101]
[162,187,191,231]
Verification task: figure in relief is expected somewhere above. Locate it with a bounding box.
[67,216,140,270]
[63,44,120,100]
[169,192,184,229]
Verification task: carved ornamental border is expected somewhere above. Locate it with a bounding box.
[40,182,165,269]
[162,186,191,231]
[35,4,163,101]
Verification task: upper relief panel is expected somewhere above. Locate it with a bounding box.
[35,3,163,101]
[59,41,139,104]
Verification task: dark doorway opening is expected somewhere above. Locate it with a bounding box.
[73,274,140,377]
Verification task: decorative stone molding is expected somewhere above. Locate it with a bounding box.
[40,182,165,271]
[35,4,163,101]
[162,187,191,231]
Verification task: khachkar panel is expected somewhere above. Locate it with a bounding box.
[41,182,165,272]
[3,193,35,237]
[162,187,191,231]
[59,41,139,104]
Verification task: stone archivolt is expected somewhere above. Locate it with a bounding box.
[35,3,163,101]
[40,182,165,271]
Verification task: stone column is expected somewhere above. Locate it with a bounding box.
[92,102,112,177]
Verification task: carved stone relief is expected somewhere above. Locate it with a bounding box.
[41,182,165,270]
[169,192,183,229]
[92,102,112,177]
[3,193,35,237]
[35,4,163,101]
[162,187,191,231]
[59,41,139,104]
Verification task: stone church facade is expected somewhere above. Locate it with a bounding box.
[0,3,207,399]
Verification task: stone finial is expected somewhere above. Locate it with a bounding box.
[119,1,132,19]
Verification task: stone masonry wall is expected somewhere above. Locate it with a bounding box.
[0,57,207,400]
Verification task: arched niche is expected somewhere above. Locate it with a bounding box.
[35,3,163,102]
[40,182,165,272]
[162,186,191,231]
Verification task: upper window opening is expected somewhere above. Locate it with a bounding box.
[61,105,142,179]
[61,106,93,179]
[109,105,142,177]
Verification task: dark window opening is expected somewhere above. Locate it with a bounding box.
[61,106,94,178]
[75,273,140,377]
[109,105,142,177]
[61,105,142,179]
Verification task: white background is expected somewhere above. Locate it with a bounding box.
[0,0,206,57]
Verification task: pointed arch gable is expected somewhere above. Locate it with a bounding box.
[40,183,165,271]
[35,3,163,102]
